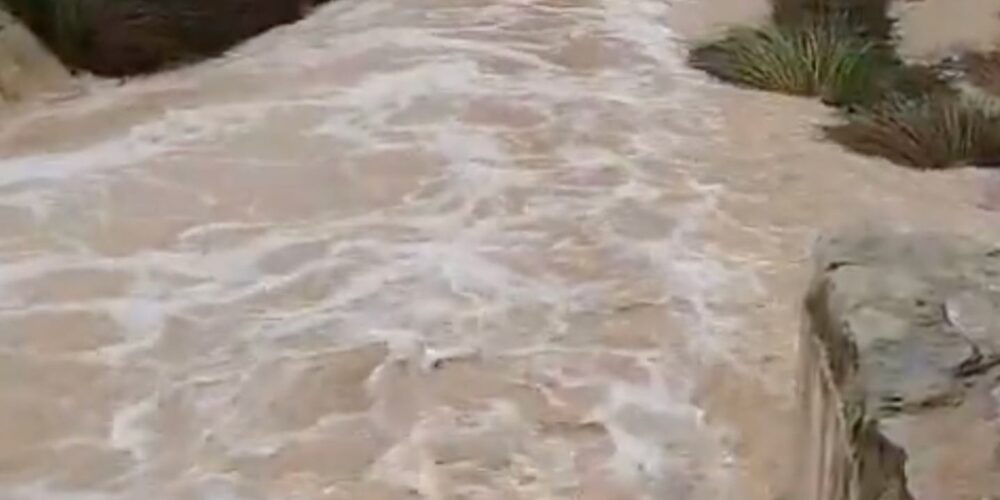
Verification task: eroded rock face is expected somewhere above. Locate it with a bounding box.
[0,10,74,101]
[799,228,1000,500]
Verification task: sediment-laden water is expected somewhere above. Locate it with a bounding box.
[0,0,997,499]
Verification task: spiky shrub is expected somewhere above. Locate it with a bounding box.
[772,0,892,40]
[689,23,889,106]
[825,94,1000,169]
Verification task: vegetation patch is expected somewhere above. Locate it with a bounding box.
[825,94,1000,169]
[689,23,886,106]
[689,0,1000,170]
[0,0,329,76]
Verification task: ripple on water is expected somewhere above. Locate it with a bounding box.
[0,0,747,498]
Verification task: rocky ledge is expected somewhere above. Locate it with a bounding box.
[798,228,1000,500]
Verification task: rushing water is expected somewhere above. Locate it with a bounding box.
[1,0,998,499]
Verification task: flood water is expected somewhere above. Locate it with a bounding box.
[0,0,997,499]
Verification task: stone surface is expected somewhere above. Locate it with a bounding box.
[0,10,75,101]
[799,227,1000,500]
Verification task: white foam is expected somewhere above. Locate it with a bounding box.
[0,0,754,497]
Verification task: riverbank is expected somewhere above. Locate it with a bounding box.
[671,0,1000,496]
[686,0,1000,170]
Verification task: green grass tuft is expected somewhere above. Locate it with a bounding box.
[824,94,1000,169]
[689,23,891,106]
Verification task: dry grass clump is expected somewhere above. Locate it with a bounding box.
[825,94,1000,169]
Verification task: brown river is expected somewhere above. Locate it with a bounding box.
[1,0,999,498]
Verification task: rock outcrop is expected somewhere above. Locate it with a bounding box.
[0,9,74,102]
[798,228,1000,500]
[3,0,320,77]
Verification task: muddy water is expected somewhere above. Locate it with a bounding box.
[1,0,999,499]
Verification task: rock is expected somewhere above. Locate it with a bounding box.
[9,0,319,77]
[0,10,75,101]
[798,227,1000,500]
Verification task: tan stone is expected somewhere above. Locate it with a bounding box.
[799,228,1000,500]
[0,10,76,101]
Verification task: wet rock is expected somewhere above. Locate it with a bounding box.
[798,228,1000,500]
[6,0,321,76]
[0,10,74,101]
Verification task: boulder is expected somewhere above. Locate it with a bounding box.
[798,228,1000,500]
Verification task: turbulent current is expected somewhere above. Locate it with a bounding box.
[0,0,996,499]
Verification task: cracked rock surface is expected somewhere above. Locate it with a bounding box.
[801,227,1000,500]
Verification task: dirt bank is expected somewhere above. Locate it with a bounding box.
[670,0,1000,497]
